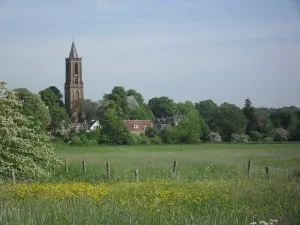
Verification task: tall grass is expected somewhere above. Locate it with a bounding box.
[0,144,299,225]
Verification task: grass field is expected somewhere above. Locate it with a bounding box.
[1,144,300,225]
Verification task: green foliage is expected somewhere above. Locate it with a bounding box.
[216,103,247,141]
[273,128,289,142]
[231,133,249,143]
[161,110,205,144]
[126,89,144,106]
[70,136,82,146]
[104,86,129,118]
[148,137,161,144]
[195,99,219,131]
[175,101,195,115]
[243,98,258,134]
[148,96,176,118]
[14,88,51,129]
[249,131,263,142]
[39,87,69,132]
[82,99,99,121]
[134,133,149,145]
[100,107,131,145]
[0,81,62,179]
[145,126,159,138]
[175,110,203,144]
[269,109,293,129]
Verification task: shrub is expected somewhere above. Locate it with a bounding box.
[148,137,161,144]
[231,133,249,143]
[128,135,137,146]
[88,140,98,146]
[249,131,262,142]
[273,128,289,142]
[0,81,62,179]
[70,136,82,146]
[208,132,222,143]
[135,134,149,145]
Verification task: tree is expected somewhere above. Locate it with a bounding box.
[39,87,69,132]
[195,100,219,131]
[216,103,247,141]
[162,110,205,144]
[100,107,131,144]
[126,89,145,106]
[48,86,64,107]
[148,96,176,118]
[14,88,51,129]
[82,99,99,121]
[273,128,289,142]
[145,126,160,138]
[104,86,128,118]
[0,81,61,179]
[269,109,293,129]
[126,89,154,120]
[243,98,258,134]
[176,101,195,115]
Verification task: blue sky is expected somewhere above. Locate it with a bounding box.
[1,0,300,107]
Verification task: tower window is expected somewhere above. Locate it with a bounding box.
[75,62,78,74]
[74,74,78,84]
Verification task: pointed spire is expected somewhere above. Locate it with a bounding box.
[69,41,78,58]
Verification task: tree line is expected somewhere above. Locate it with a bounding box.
[10,84,300,145]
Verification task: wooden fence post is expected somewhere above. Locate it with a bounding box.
[82,160,87,174]
[265,167,269,179]
[247,160,252,178]
[12,169,16,185]
[134,169,139,182]
[173,161,177,174]
[65,159,68,173]
[106,161,111,179]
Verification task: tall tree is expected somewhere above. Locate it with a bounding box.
[126,89,144,106]
[243,98,258,134]
[39,87,69,132]
[81,99,99,121]
[126,89,154,120]
[48,86,64,107]
[269,109,293,129]
[104,86,128,118]
[175,110,205,144]
[148,96,176,118]
[176,101,195,115]
[0,81,61,179]
[195,100,219,131]
[14,88,51,129]
[216,102,247,141]
[100,107,131,145]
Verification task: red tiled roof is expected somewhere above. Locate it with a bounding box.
[123,120,153,133]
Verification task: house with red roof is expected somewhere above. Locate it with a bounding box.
[123,120,154,134]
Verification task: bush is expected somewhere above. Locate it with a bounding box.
[0,82,62,179]
[135,133,149,145]
[273,128,289,142]
[249,131,262,142]
[128,135,137,145]
[231,133,249,143]
[70,136,82,146]
[148,137,161,144]
[208,132,222,143]
[88,140,98,146]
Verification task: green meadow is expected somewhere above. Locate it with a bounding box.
[1,144,300,225]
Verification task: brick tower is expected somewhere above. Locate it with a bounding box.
[64,41,84,122]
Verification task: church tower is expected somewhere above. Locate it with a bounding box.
[65,41,84,122]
